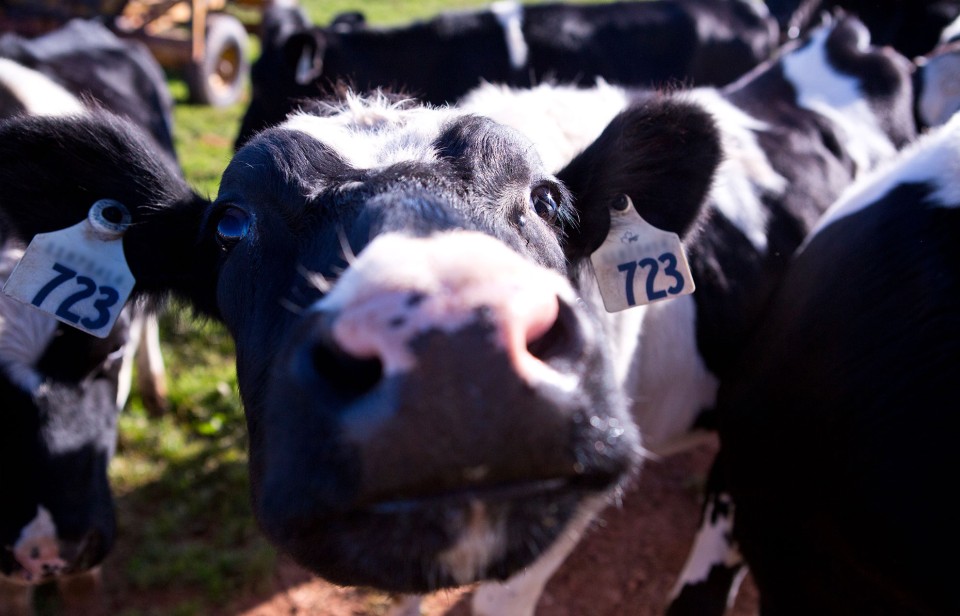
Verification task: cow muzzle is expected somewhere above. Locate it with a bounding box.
[257,231,641,592]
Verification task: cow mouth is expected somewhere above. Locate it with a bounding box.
[363,472,616,514]
[273,473,619,593]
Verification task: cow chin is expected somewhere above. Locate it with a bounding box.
[273,466,632,593]
[270,482,598,592]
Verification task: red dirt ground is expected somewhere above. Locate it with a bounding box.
[215,438,758,616]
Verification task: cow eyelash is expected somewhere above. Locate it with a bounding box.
[530,183,562,225]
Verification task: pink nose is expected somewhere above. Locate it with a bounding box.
[322,232,574,388]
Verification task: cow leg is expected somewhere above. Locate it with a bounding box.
[471,496,607,616]
[115,307,169,415]
[56,567,105,616]
[135,312,168,416]
[0,577,33,616]
[666,452,747,616]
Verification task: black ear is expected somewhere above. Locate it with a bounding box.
[283,31,325,85]
[557,95,722,261]
[331,11,366,30]
[0,111,219,316]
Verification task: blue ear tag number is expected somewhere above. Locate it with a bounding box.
[2,200,136,338]
[590,195,695,312]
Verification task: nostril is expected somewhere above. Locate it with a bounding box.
[312,335,384,398]
[526,299,580,364]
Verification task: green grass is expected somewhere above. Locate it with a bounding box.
[108,1,611,613]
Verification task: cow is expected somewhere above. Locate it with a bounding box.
[0,86,722,597]
[234,0,779,147]
[0,18,177,164]
[0,20,174,615]
[766,0,960,57]
[0,8,915,615]
[709,108,960,616]
[914,39,960,131]
[453,13,918,615]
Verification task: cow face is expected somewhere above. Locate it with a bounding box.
[216,99,644,590]
[0,95,721,592]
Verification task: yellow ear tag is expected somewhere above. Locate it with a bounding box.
[589,195,695,313]
[2,200,136,338]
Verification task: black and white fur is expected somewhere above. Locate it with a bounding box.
[714,106,960,616]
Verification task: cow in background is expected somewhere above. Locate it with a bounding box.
[0,19,174,615]
[715,108,960,616]
[767,0,960,57]
[235,0,778,146]
[0,17,177,164]
[455,13,917,615]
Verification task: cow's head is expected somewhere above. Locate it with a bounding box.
[0,95,720,591]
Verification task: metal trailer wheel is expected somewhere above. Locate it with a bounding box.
[185,12,249,106]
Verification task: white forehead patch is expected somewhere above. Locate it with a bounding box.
[281,95,462,170]
[0,246,57,393]
[781,24,897,174]
[0,58,85,117]
[688,88,786,252]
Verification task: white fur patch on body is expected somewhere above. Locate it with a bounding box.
[806,111,960,243]
[619,294,719,455]
[0,59,84,117]
[491,1,529,71]
[669,492,747,605]
[781,23,898,176]
[459,79,631,172]
[573,264,716,455]
[687,88,787,253]
[0,246,57,394]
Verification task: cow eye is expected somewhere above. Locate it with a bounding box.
[215,207,251,250]
[530,184,559,224]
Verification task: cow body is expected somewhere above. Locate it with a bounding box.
[235,0,778,146]
[461,14,917,615]
[0,18,177,162]
[0,20,174,615]
[715,110,960,616]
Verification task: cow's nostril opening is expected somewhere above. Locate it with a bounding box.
[312,339,384,397]
[527,299,578,363]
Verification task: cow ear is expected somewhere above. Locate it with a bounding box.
[556,96,722,261]
[284,31,325,86]
[331,11,366,31]
[0,111,220,316]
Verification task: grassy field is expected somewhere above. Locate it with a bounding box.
[96,2,610,614]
